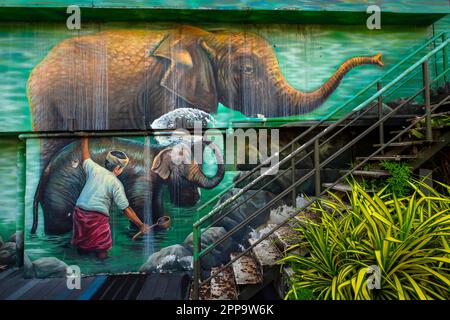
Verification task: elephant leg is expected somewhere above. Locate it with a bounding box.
[151,181,165,225]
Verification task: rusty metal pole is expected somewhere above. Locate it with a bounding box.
[192,226,201,300]
[422,61,432,141]
[314,139,320,197]
[291,143,296,206]
[442,33,448,85]
[377,81,384,153]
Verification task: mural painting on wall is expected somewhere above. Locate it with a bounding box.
[25,24,384,275]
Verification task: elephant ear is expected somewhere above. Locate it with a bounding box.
[151,148,172,180]
[152,29,218,114]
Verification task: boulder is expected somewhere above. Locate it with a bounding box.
[139,244,192,273]
[8,231,24,251]
[209,188,276,241]
[32,257,68,278]
[0,242,16,266]
[184,227,234,269]
[23,254,35,278]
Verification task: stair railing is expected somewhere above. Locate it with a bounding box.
[196,31,449,215]
[191,35,449,299]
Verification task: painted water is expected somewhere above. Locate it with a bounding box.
[0,139,20,240]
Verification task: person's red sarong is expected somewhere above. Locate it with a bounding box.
[71,206,112,251]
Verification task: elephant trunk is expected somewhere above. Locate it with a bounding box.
[188,141,224,189]
[276,53,384,115]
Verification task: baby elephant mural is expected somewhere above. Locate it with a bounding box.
[28,25,383,163]
[31,137,224,235]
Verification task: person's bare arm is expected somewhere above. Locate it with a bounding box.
[123,207,150,233]
[81,137,90,161]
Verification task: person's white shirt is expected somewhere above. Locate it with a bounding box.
[76,158,129,215]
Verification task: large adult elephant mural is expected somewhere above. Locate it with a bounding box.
[28,25,383,163]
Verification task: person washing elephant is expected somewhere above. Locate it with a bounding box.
[72,137,153,259]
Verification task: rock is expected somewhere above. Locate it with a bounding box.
[151,108,216,145]
[269,204,297,225]
[9,231,24,251]
[0,235,3,247]
[32,257,68,278]
[0,242,16,266]
[139,244,192,273]
[184,227,234,269]
[23,254,35,278]
[209,188,276,241]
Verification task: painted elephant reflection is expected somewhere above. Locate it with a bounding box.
[31,137,224,235]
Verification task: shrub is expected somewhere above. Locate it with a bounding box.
[280,179,450,300]
[380,161,412,197]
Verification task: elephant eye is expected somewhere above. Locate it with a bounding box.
[240,63,255,76]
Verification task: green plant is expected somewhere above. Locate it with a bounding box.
[410,115,450,139]
[380,161,412,196]
[280,179,450,300]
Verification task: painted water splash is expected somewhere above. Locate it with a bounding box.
[151,108,216,145]
[151,107,216,130]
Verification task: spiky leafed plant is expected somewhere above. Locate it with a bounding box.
[280,179,450,300]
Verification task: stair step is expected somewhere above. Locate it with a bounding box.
[340,169,390,178]
[294,212,319,226]
[322,182,374,193]
[248,237,282,268]
[407,110,450,122]
[273,225,309,255]
[209,266,238,300]
[390,125,449,134]
[273,225,301,250]
[373,141,426,147]
[355,155,417,161]
[198,282,212,300]
[230,252,263,285]
[189,280,211,300]
[430,110,450,117]
[322,182,351,192]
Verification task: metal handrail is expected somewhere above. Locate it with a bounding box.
[195,36,449,229]
[195,31,448,216]
[198,77,435,260]
[191,36,449,299]
[198,91,449,289]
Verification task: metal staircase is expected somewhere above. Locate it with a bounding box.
[190,32,450,300]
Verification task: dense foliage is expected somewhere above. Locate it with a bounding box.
[281,179,450,300]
